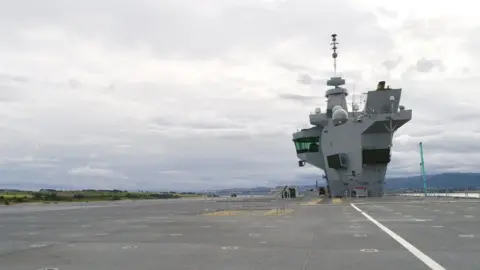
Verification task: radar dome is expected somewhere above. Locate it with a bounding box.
[314,107,321,114]
[332,108,348,121]
[332,105,343,113]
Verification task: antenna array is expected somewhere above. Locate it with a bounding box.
[331,34,338,75]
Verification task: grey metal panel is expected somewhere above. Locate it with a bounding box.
[325,87,348,97]
[364,89,401,114]
[361,134,391,149]
[326,94,349,114]
[298,153,326,170]
[361,109,412,134]
[292,127,323,140]
[309,113,329,126]
[321,120,364,196]
[362,120,409,134]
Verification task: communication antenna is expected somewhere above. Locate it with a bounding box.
[351,84,355,120]
[359,91,368,112]
[385,118,396,146]
[352,84,357,117]
[331,34,338,76]
[384,96,397,147]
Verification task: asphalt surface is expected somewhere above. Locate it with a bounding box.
[0,196,479,270]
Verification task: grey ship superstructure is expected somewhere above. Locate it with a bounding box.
[292,34,412,197]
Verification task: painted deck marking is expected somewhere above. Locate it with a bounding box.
[351,203,446,270]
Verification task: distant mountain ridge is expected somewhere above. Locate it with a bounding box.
[213,173,480,194]
[0,173,478,193]
[385,173,480,190]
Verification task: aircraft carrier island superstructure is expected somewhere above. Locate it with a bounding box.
[292,34,412,197]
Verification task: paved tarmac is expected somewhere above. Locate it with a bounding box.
[0,196,479,270]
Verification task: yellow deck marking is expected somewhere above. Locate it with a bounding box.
[300,198,323,206]
[332,198,344,204]
[204,210,243,216]
[204,210,265,216]
[263,208,294,216]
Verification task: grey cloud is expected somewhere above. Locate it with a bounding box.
[0,156,60,165]
[278,93,320,104]
[276,62,317,73]
[402,18,459,40]
[377,7,398,18]
[0,0,393,58]
[68,166,128,179]
[425,153,480,174]
[297,73,313,85]
[0,0,476,190]
[13,163,59,169]
[450,111,480,122]
[421,133,480,154]
[150,115,245,130]
[0,156,60,171]
[400,66,418,81]
[0,73,29,83]
[416,58,445,73]
[0,74,31,102]
[338,70,364,81]
[296,73,325,86]
[383,58,402,71]
[402,127,444,139]
[69,79,82,90]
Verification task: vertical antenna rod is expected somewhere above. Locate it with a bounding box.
[352,84,356,120]
[419,142,427,197]
[331,34,338,76]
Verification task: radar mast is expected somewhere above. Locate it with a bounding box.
[327,34,345,87]
[331,34,338,76]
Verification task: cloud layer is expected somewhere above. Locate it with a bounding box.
[1,0,479,190]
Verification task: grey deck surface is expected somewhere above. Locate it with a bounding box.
[0,196,479,270]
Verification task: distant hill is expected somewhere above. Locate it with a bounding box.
[386,173,480,190]
[2,173,478,194]
[213,173,480,194]
[215,186,271,195]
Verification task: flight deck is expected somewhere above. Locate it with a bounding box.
[0,196,479,270]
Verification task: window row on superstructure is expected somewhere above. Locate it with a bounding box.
[293,137,320,154]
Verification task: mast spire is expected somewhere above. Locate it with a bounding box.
[331,34,338,76]
[326,34,344,87]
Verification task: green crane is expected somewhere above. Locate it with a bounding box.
[419,142,427,196]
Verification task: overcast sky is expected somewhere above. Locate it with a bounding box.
[0,0,478,191]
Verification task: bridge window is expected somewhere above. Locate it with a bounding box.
[362,148,390,164]
[293,137,320,154]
